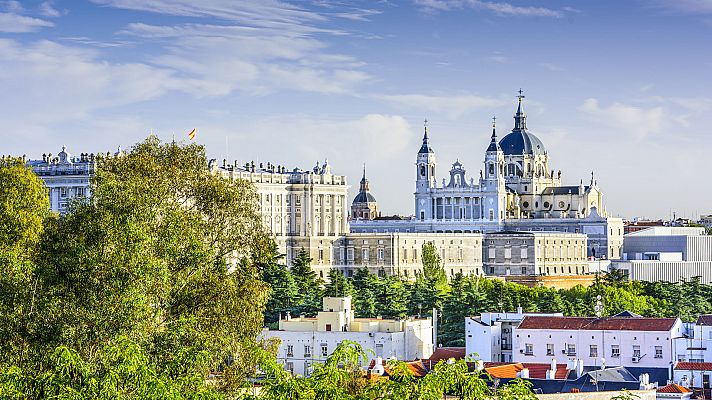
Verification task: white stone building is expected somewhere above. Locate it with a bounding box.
[27,146,97,214]
[512,314,683,370]
[613,227,712,284]
[210,159,349,277]
[465,308,563,363]
[351,94,624,260]
[260,296,433,376]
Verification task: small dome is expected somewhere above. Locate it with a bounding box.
[352,192,377,204]
[499,130,546,156]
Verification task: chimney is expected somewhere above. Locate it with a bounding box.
[475,360,484,371]
[566,358,576,370]
[576,359,584,378]
[517,304,523,314]
[547,358,557,380]
[518,368,530,379]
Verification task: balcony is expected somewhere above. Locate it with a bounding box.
[501,344,512,350]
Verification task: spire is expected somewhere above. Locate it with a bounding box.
[514,88,527,131]
[418,118,434,154]
[360,164,370,192]
[487,116,501,152]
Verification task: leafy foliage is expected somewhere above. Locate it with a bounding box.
[248,341,535,400]
[0,138,270,397]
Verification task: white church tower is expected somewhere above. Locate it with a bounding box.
[415,120,436,220]
[480,118,506,223]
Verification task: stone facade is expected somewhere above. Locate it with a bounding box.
[27,146,99,214]
[210,158,349,273]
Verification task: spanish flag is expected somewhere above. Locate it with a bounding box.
[188,128,196,140]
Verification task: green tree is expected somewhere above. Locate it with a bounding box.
[260,241,298,326]
[422,242,447,290]
[290,249,323,317]
[33,137,269,393]
[376,275,409,319]
[351,268,379,318]
[0,157,50,368]
[324,268,354,298]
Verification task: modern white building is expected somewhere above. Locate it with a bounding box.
[512,314,683,370]
[465,308,563,363]
[613,227,712,284]
[27,146,97,214]
[260,296,433,376]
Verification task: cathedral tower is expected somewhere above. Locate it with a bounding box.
[481,118,506,222]
[351,165,379,220]
[415,120,436,220]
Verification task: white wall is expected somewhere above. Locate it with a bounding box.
[512,321,682,369]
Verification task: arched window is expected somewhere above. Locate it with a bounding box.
[420,165,425,176]
[488,163,494,175]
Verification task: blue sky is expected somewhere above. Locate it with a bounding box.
[2,0,711,219]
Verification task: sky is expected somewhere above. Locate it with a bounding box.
[2,0,711,220]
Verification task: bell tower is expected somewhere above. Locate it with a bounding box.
[415,119,437,220]
[481,117,506,223]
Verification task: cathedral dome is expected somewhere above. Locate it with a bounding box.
[352,191,377,204]
[499,130,546,156]
[499,93,546,156]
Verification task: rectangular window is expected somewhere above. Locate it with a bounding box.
[611,345,620,358]
[504,248,512,259]
[304,345,311,358]
[590,345,598,358]
[488,248,496,259]
[521,248,528,258]
[633,345,641,358]
[60,187,67,198]
[325,324,332,332]
[524,343,533,356]
[321,344,328,357]
[287,345,294,357]
[655,346,663,359]
[347,248,354,261]
[363,248,369,262]
[567,344,576,356]
[376,344,384,358]
[378,248,384,260]
[546,344,554,356]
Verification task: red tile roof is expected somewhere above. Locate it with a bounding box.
[658,383,692,393]
[675,362,712,371]
[427,347,465,364]
[518,316,678,331]
[522,363,570,380]
[484,363,569,380]
[368,359,429,377]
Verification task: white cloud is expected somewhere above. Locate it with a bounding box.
[119,18,369,96]
[377,93,505,118]
[39,1,65,17]
[414,0,567,17]
[0,39,175,125]
[650,0,712,14]
[204,113,417,214]
[578,98,665,140]
[0,12,53,32]
[91,0,329,28]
